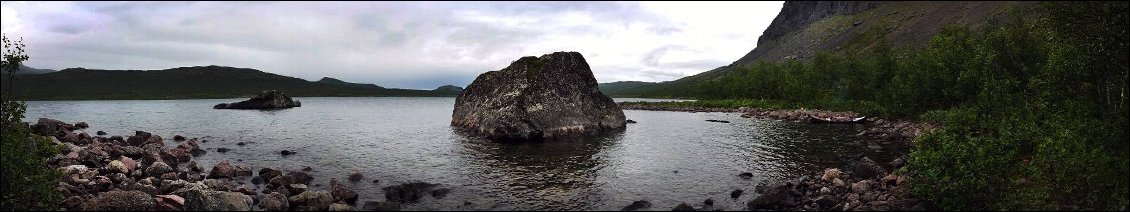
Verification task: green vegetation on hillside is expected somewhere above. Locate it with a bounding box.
[597,81,658,97]
[619,2,1128,210]
[0,66,462,100]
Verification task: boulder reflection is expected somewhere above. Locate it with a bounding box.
[453,129,624,210]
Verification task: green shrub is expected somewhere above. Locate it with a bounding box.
[1,100,63,211]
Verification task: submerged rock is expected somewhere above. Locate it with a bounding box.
[738,172,754,179]
[348,172,363,182]
[748,182,791,210]
[213,90,302,110]
[362,201,400,211]
[451,52,626,140]
[672,203,695,211]
[622,200,652,211]
[382,182,440,203]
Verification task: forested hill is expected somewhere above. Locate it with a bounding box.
[0,65,463,100]
[609,1,1129,210]
[600,1,1022,98]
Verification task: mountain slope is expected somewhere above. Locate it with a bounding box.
[596,81,658,97]
[602,1,1021,98]
[316,77,385,90]
[0,65,459,100]
[14,65,56,75]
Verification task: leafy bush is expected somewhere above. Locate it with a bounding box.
[1,100,63,211]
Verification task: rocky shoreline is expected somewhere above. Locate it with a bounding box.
[31,118,446,211]
[619,103,942,211]
[30,104,940,211]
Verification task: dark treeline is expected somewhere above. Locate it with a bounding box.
[625,2,1128,210]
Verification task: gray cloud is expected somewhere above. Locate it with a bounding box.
[2,2,782,89]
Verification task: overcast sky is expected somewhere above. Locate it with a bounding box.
[1,1,783,89]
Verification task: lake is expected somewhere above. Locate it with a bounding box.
[23,97,905,211]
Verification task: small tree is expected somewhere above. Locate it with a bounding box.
[1,33,62,211]
[2,34,29,94]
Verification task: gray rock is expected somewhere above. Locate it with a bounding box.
[329,203,354,211]
[451,52,626,140]
[852,180,873,194]
[109,160,129,174]
[821,168,842,182]
[289,191,334,211]
[289,184,308,194]
[182,189,254,211]
[119,182,159,196]
[62,196,84,211]
[60,165,88,176]
[258,168,283,181]
[81,190,155,211]
[889,155,907,169]
[853,156,886,179]
[208,160,238,179]
[214,90,302,109]
[329,178,359,204]
[32,118,66,136]
[258,192,289,211]
[815,195,841,209]
[288,171,314,184]
[146,161,173,177]
[120,146,145,159]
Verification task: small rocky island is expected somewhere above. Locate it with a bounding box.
[451,51,626,140]
[213,90,302,110]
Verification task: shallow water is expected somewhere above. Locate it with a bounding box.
[24,97,905,210]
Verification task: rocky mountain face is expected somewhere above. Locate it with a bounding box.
[451,52,626,140]
[600,1,1021,97]
[733,1,1016,69]
[757,1,884,46]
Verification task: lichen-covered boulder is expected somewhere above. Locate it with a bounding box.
[182,189,253,211]
[81,190,156,211]
[452,52,626,140]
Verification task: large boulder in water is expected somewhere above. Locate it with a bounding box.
[214,90,301,109]
[451,52,626,140]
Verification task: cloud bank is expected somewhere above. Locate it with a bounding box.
[1,1,783,89]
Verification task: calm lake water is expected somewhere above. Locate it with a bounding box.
[24,97,905,211]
